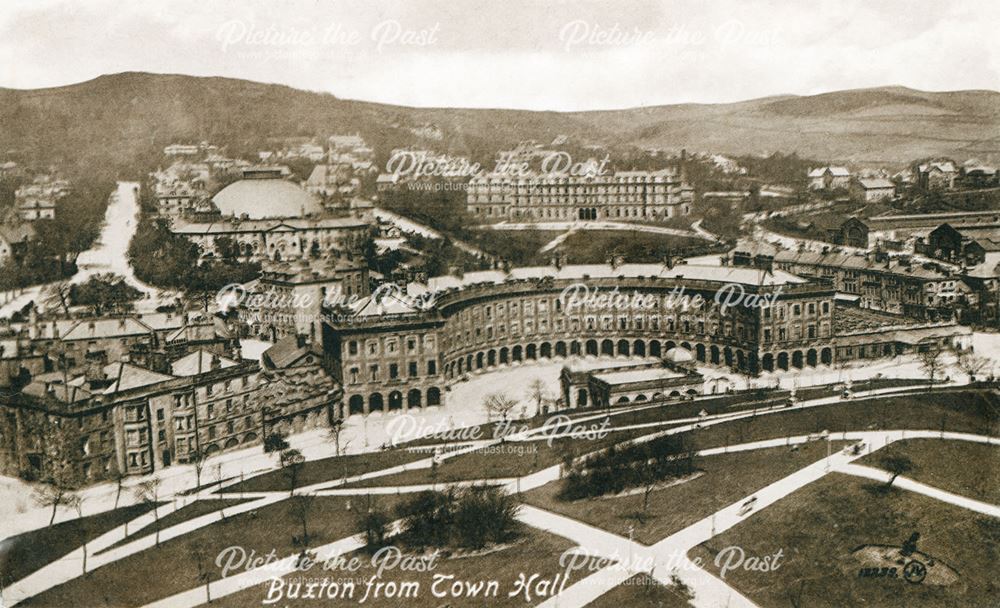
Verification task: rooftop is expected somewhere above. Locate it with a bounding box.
[211,177,323,219]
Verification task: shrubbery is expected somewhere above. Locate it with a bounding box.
[394,487,520,550]
[560,435,696,500]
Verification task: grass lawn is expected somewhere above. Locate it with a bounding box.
[689,473,1000,608]
[858,438,1000,505]
[101,498,250,552]
[524,440,848,545]
[0,503,157,587]
[585,574,693,608]
[686,389,1000,452]
[222,450,427,493]
[20,494,406,608]
[200,526,579,607]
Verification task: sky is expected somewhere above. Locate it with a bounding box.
[0,0,997,111]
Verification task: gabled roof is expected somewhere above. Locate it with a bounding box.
[170,350,238,376]
[858,178,894,190]
[262,335,322,369]
[0,223,35,244]
[102,362,174,394]
[809,166,849,177]
[61,317,154,341]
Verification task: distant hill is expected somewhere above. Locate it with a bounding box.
[0,72,997,174]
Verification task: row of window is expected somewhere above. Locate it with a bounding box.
[346,334,436,358]
[347,359,438,384]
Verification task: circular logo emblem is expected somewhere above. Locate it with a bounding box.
[903,560,927,584]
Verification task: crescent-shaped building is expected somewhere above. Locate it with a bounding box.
[321,262,969,417]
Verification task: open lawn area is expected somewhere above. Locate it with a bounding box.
[858,438,1000,505]
[222,450,427,493]
[586,574,693,608]
[0,503,157,587]
[524,440,848,545]
[686,389,1000,451]
[201,526,579,607]
[689,474,1000,608]
[101,498,250,552]
[20,493,406,608]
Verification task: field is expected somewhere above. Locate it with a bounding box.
[552,230,716,263]
[858,438,1000,504]
[0,503,157,587]
[19,494,406,608]
[524,440,846,545]
[689,474,1000,608]
[201,526,579,608]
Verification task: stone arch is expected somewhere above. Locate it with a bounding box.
[487,349,497,367]
[407,389,422,408]
[555,341,567,357]
[762,353,775,372]
[650,340,661,357]
[541,342,552,359]
[806,349,818,367]
[526,343,538,359]
[736,350,746,370]
[710,345,721,364]
[476,352,484,369]
[586,340,599,356]
[792,350,804,369]
[348,395,365,416]
[513,345,523,361]
[681,341,692,350]
[696,343,706,362]
[388,391,403,410]
[669,390,681,397]
[777,352,789,371]
[570,341,582,356]
[821,347,833,365]
[224,437,240,449]
[426,387,441,406]
[499,347,509,364]
[634,394,647,402]
[466,354,473,371]
[616,396,630,404]
[633,339,646,356]
[204,443,221,455]
[617,339,630,356]
[666,340,677,351]
[243,432,258,443]
[369,392,384,412]
[724,347,734,367]
[601,339,614,355]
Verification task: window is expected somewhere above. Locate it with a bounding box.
[389,364,399,379]
[427,360,437,375]
[407,337,417,352]
[209,426,217,439]
[408,362,418,377]
[349,367,359,384]
[349,341,358,356]
[369,365,379,381]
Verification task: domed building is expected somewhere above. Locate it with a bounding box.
[211,173,323,219]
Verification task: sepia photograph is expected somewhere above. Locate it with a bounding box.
[0,1,998,606]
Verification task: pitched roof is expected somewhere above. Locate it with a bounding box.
[858,178,894,189]
[61,318,154,341]
[262,335,321,369]
[170,350,239,376]
[102,362,174,394]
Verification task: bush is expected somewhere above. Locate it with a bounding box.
[396,487,520,549]
[559,435,695,500]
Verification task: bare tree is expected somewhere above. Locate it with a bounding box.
[109,461,126,510]
[484,392,519,425]
[34,471,75,527]
[526,379,547,415]
[279,448,306,496]
[956,351,989,382]
[918,348,945,390]
[880,455,914,488]
[190,450,206,491]
[192,542,212,603]
[134,478,163,546]
[290,493,317,549]
[327,418,345,456]
[67,495,88,574]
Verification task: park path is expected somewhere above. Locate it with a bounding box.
[835,463,1000,517]
[3,418,995,607]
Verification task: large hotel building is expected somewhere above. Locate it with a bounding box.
[466,168,695,222]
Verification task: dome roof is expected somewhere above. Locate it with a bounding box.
[664,347,694,363]
[211,178,322,219]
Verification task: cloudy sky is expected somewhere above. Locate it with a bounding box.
[0,0,997,111]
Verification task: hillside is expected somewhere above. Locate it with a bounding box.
[0,73,997,175]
